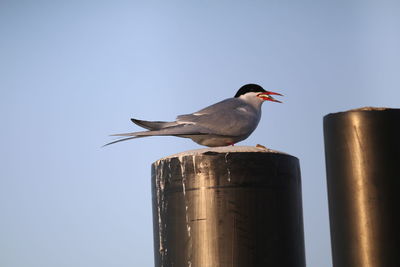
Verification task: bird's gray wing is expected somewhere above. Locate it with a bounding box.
[129,100,240,131]
[176,98,259,137]
[177,98,242,124]
[131,99,251,133]
[178,98,242,118]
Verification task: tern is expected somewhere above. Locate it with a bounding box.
[105,84,282,147]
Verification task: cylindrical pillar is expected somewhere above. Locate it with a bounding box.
[151,146,306,267]
[323,108,400,267]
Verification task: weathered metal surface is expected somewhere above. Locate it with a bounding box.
[151,148,305,267]
[324,108,400,267]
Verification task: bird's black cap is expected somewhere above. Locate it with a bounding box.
[234,84,266,97]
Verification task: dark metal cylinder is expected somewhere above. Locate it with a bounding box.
[323,108,400,267]
[151,147,306,267]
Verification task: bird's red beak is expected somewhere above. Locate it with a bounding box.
[257,91,283,103]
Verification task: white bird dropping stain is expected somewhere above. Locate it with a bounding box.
[178,156,191,238]
[155,161,166,267]
[225,153,232,182]
[192,156,197,174]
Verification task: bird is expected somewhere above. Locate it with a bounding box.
[104,83,282,147]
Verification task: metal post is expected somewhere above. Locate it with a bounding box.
[323,108,400,267]
[151,146,306,267]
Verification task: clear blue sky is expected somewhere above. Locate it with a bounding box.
[1,1,399,267]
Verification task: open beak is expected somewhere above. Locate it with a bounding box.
[257,91,283,103]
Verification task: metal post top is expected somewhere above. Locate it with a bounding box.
[153,145,295,165]
[324,106,400,120]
